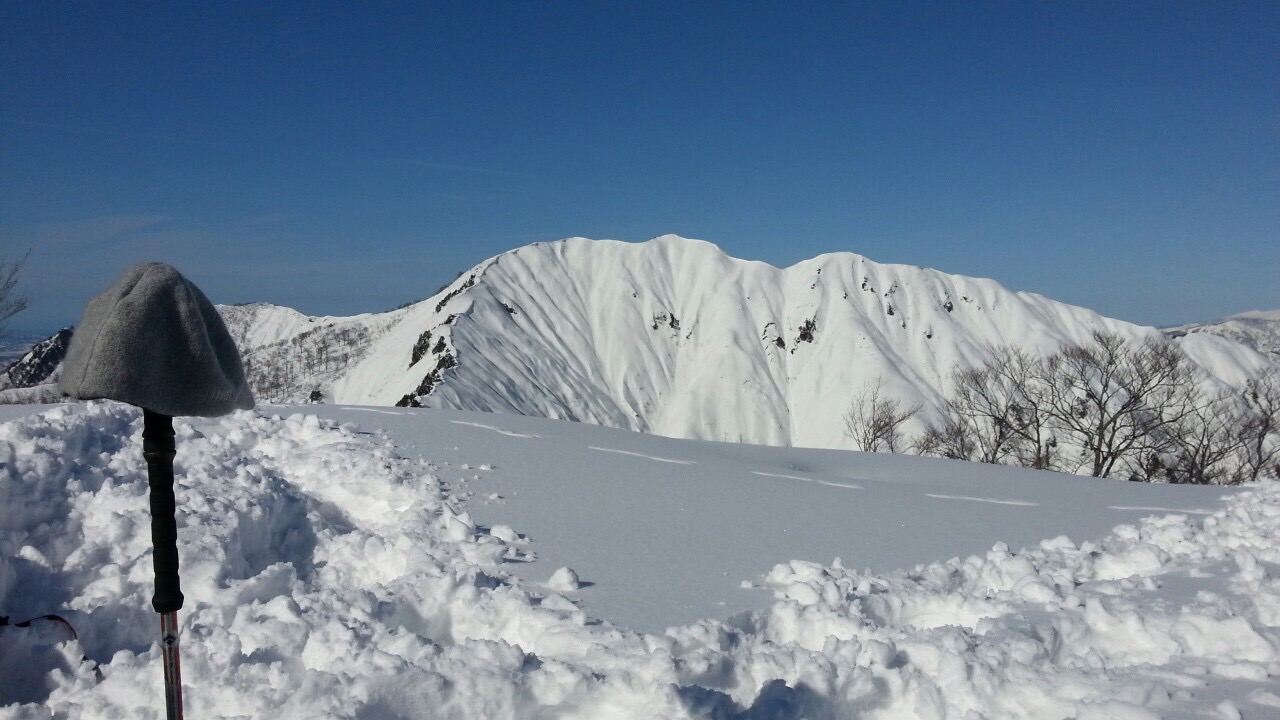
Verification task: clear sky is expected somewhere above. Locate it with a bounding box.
[2,1,1277,334]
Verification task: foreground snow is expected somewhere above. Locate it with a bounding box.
[1,404,1277,719]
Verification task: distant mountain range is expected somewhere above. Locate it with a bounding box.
[3,236,1276,450]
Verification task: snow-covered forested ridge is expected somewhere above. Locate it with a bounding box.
[5,237,1277,479]
[1,402,1277,718]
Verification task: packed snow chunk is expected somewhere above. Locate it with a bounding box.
[1090,543,1169,581]
[1170,613,1275,663]
[547,567,581,592]
[1248,689,1280,707]
[489,524,521,543]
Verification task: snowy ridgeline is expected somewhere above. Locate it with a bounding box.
[2,403,1279,719]
[1167,310,1280,365]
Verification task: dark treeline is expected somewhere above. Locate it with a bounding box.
[846,331,1280,485]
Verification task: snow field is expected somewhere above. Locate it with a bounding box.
[1,403,1278,718]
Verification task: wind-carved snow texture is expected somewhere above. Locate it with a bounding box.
[924,493,1039,507]
[448,419,541,439]
[752,470,864,490]
[588,446,697,465]
[3,404,1279,718]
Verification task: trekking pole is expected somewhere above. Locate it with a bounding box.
[143,410,184,720]
[58,262,255,719]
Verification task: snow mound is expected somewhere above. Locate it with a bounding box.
[548,567,582,592]
[3,405,1279,718]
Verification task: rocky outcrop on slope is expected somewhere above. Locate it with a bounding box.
[0,328,72,391]
[0,328,74,404]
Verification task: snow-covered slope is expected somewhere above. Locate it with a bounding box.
[216,302,406,402]
[1166,309,1280,365]
[2,402,1276,718]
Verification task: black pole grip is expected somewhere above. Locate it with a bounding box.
[143,410,184,614]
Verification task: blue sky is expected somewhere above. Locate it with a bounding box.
[3,1,1277,333]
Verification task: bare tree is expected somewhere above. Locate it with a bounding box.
[920,347,1060,468]
[1234,369,1280,483]
[0,251,30,340]
[1161,385,1244,484]
[1042,332,1193,478]
[913,415,980,461]
[916,366,1020,464]
[995,347,1060,470]
[843,377,920,453]
[911,331,1272,484]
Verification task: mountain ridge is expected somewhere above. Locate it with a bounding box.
[269,235,1275,449]
[3,236,1275,452]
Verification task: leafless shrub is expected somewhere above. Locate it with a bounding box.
[1234,369,1280,483]
[843,377,920,453]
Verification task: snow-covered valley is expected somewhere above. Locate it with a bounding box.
[2,402,1278,719]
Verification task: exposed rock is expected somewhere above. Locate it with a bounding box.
[1,328,73,391]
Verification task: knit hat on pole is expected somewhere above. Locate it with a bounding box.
[60,262,255,417]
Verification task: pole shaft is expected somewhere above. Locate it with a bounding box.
[143,410,184,613]
[143,410,185,720]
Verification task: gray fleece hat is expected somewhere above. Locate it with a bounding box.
[59,262,255,417]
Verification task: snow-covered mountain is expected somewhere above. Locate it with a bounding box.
[232,235,1275,449]
[1165,309,1280,364]
[9,236,1275,450]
